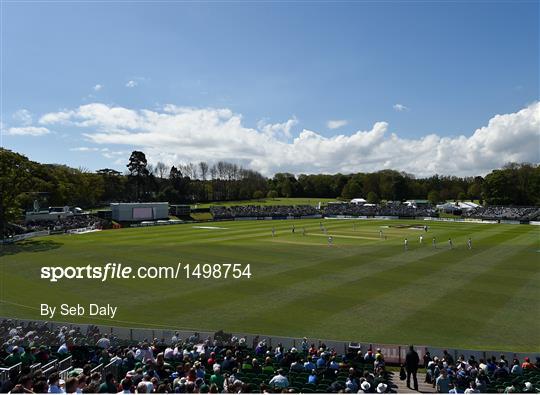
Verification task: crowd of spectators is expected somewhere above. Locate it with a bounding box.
[322,204,437,218]
[3,320,539,394]
[211,203,540,222]
[17,214,108,233]
[210,206,319,220]
[420,350,540,393]
[1,320,396,394]
[462,207,540,221]
[210,203,438,220]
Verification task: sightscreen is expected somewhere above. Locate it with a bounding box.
[132,207,153,220]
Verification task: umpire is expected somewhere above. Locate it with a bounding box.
[405,344,420,390]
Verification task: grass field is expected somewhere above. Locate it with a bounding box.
[1,219,539,352]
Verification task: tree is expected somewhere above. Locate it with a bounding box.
[97,168,125,202]
[341,179,363,200]
[267,190,278,199]
[199,162,209,181]
[126,151,150,200]
[155,162,169,179]
[467,183,482,200]
[367,191,379,204]
[0,149,34,236]
[253,190,264,200]
[427,190,441,205]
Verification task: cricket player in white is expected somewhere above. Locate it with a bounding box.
[328,236,333,247]
[467,237,472,250]
[404,238,408,250]
[419,235,424,244]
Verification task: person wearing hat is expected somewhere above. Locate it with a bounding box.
[359,380,371,393]
[523,382,537,393]
[269,368,289,389]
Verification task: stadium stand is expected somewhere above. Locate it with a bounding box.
[210,205,319,220]
[1,320,539,393]
[210,203,437,220]
[462,206,540,221]
[322,203,437,218]
[14,215,109,235]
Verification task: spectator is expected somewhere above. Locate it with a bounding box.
[494,362,509,379]
[269,369,289,389]
[47,372,63,394]
[522,357,534,370]
[209,365,224,391]
[405,345,420,391]
[510,359,523,375]
[98,372,116,393]
[65,377,78,394]
[436,369,450,393]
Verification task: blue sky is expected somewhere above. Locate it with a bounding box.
[1,1,539,176]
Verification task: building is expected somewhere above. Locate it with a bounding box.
[404,199,431,208]
[351,198,367,205]
[170,204,191,217]
[110,202,169,222]
[25,206,73,223]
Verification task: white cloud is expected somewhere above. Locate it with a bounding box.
[93,84,103,91]
[327,119,348,129]
[38,102,540,177]
[126,80,138,88]
[6,126,51,136]
[258,117,298,139]
[393,103,409,112]
[70,147,99,152]
[12,109,33,125]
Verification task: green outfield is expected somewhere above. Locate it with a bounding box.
[1,219,539,352]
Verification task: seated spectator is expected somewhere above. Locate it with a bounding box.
[345,374,358,392]
[436,369,450,393]
[494,362,509,379]
[210,365,224,391]
[511,358,523,375]
[307,370,317,384]
[48,373,63,394]
[304,355,316,371]
[262,356,274,374]
[359,380,371,393]
[522,357,534,370]
[269,369,289,389]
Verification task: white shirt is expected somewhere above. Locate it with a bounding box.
[269,374,289,388]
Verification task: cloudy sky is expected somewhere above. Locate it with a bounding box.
[1,1,538,177]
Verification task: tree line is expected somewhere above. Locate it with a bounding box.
[1,148,539,227]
